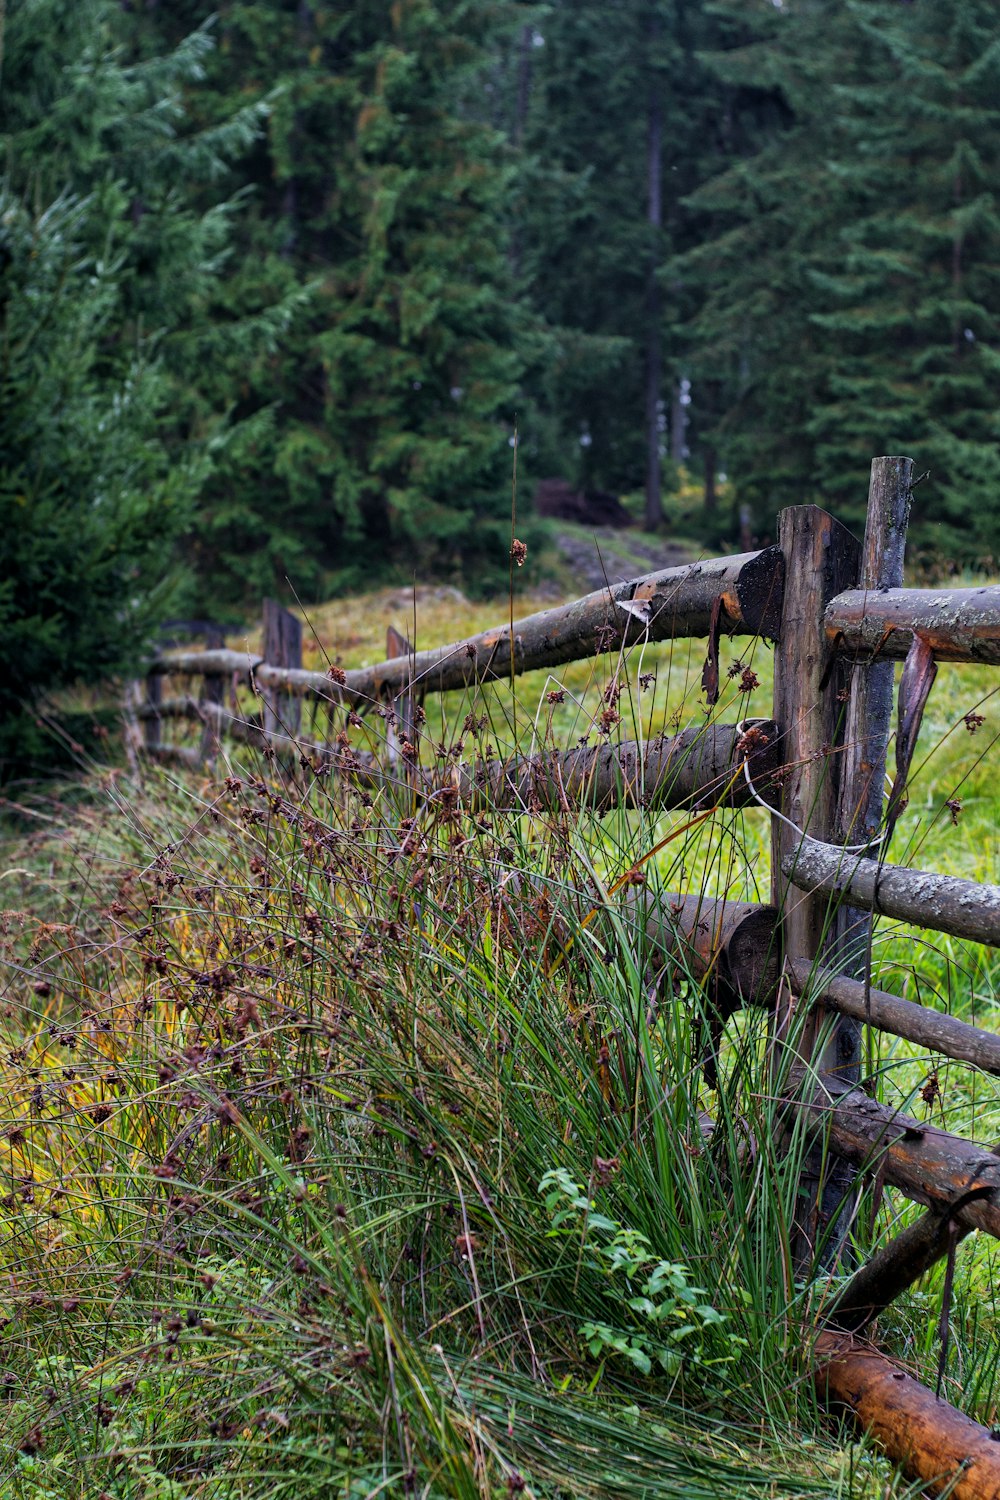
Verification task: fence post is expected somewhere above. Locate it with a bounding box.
[261,599,303,741]
[384,624,420,789]
[142,669,163,754]
[770,505,860,1268]
[199,624,226,762]
[826,462,913,1036]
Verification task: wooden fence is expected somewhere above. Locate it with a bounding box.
[134,457,1000,1498]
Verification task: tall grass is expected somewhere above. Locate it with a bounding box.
[2,586,999,1496]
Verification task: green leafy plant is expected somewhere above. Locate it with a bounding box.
[540,1168,743,1378]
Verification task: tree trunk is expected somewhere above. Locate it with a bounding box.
[703,444,716,518]
[644,9,663,530]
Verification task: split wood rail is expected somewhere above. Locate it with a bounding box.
[135,459,1000,1497]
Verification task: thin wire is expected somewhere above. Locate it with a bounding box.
[735,718,888,855]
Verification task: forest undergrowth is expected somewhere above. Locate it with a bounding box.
[2,588,1000,1499]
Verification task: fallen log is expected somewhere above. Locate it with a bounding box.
[149,547,785,708]
[792,1078,1000,1239]
[787,958,1000,1076]
[826,583,1000,664]
[782,834,1000,948]
[813,1330,1000,1498]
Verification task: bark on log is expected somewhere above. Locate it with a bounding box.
[782,834,1000,949]
[827,583,1000,664]
[441,721,782,814]
[137,699,781,817]
[813,1330,1000,1498]
[788,957,1000,1075]
[144,744,203,770]
[825,1195,985,1334]
[150,647,262,681]
[149,548,785,708]
[793,1078,1000,1239]
[640,892,781,1084]
[641,893,780,1010]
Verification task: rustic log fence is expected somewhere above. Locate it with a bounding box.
[134,459,1000,1498]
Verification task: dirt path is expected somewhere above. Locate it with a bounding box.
[551,525,696,594]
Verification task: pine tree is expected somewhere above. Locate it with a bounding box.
[516,1,669,499]
[127,0,538,602]
[515,0,751,520]
[677,0,860,532]
[681,0,1000,560]
[0,0,259,769]
[809,0,1000,562]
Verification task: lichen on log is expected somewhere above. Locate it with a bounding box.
[782,834,1000,948]
[827,583,1000,664]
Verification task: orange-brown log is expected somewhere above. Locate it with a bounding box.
[826,583,1000,664]
[814,1331,1000,1498]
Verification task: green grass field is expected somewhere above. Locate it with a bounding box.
[2,577,999,1498]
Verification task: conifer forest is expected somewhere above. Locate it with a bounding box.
[6,4,1000,1498]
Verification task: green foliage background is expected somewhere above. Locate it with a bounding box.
[5,0,1000,751]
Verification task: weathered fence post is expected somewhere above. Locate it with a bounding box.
[261,599,303,741]
[384,624,419,785]
[770,505,860,1266]
[142,669,163,754]
[776,462,909,1267]
[199,623,226,761]
[818,459,913,1211]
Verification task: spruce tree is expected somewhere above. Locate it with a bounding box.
[128,0,537,601]
[809,0,1000,563]
[0,0,258,769]
[677,0,859,531]
[682,0,1000,560]
[515,0,751,519]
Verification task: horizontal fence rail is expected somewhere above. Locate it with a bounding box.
[826,583,1000,664]
[783,833,1000,948]
[788,959,1000,1076]
[150,547,785,707]
[793,1078,1000,1241]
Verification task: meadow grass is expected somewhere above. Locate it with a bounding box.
[2,577,1000,1498]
